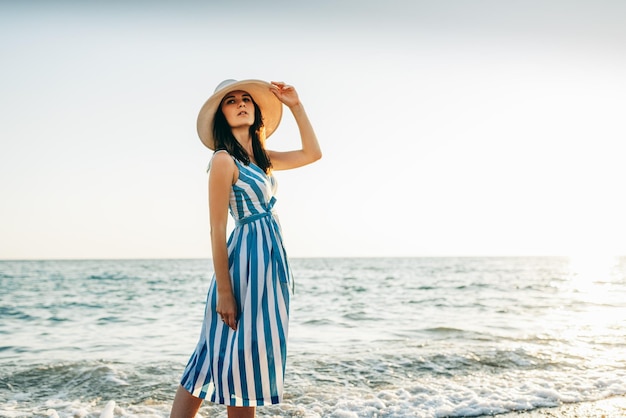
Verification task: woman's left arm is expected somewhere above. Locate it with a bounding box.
[268,81,322,170]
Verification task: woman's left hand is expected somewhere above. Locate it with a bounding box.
[270,81,301,108]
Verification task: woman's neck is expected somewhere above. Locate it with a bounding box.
[232,128,254,158]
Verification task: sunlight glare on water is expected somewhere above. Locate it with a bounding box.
[560,254,626,370]
[567,253,618,288]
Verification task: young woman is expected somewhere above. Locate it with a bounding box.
[170,79,321,418]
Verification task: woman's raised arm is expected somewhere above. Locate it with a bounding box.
[268,81,322,170]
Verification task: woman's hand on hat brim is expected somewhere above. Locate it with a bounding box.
[270,81,301,108]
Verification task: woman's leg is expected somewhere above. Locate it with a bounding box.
[227,406,256,418]
[170,385,203,418]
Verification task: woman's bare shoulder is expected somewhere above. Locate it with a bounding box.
[209,151,236,171]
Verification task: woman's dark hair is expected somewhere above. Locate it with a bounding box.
[212,96,272,173]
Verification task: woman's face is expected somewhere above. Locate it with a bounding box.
[220,90,255,130]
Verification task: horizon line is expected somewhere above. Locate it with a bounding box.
[1,254,624,262]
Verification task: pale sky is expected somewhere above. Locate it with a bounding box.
[1,0,625,259]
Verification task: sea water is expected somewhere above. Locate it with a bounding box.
[1,257,625,417]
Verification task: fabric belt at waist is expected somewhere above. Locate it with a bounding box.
[234,196,277,227]
[235,211,272,227]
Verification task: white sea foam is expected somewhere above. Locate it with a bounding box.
[99,400,115,418]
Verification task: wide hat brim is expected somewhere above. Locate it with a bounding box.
[197,79,283,150]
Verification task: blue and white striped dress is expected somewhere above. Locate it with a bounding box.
[180,151,292,406]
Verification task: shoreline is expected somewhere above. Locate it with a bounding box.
[489,396,626,417]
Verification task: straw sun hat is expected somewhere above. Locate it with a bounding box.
[197,79,283,150]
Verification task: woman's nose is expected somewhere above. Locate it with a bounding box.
[238,100,246,107]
